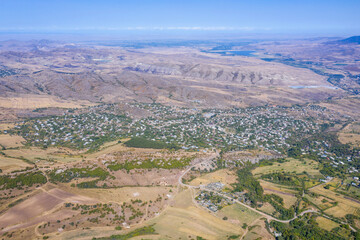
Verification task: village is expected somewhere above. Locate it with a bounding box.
[5,102,359,179]
[195,182,250,213]
[8,103,326,154]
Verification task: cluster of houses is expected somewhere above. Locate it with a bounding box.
[351,176,360,188]
[9,102,349,158]
[299,138,359,176]
[196,182,250,212]
[127,103,321,153]
[12,105,131,149]
[196,182,226,212]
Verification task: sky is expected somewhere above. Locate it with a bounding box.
[0,0,359,39]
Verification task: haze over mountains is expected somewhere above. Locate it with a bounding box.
[2,36,358,110]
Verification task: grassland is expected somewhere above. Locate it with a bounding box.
[218,203,261,227]
[189,169,237,187]
[3,147,82,164]
[316,216,340,231]
[252,158,322,179]
[243,219,273,240]
[147,189,244,240]
[304,193,336,211]
[0,94,95,109]
[0,123,15,131]
[263,188,298,208]
[59,184,174,204]
[338,122,360,147]
[0,134,25,148]
[258,179,298,195]
[0,156,32,173]
[310,182,360,218]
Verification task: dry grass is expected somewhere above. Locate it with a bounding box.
[304,194,335,210]
[0,156,32,173]
[3,147,82,163]
[316,216,340,231]
[338,133,360,147]
[252,158,322,179]
[0,94,95,109]
[263,188,298,208]
[258,202,276,216]
[259,180,298,195]
[310,184,360,218]
[0,134,25,148]
[189,169,237,188]
[60,184,174,204]
[243,219,274,240]
[0,188,97,233]
[338,122,360,147]
[148,189,243,240]
[319,96,360,118]
[218,203,261,227]
[0,123,15,130]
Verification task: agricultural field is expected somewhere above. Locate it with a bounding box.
[148,189,244,240]
[0,28,360,240]
[252,158,322,179]
[2,147,82,164]
[0,94,95,109]
[189,169,237,187]
[316,216,340,231]
[218,203,261,227]
[0,134,25,149]
[310,182,360,219]
[0,156,32,173]
[338,122,360,147]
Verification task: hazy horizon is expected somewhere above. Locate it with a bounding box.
[1,0,359,41]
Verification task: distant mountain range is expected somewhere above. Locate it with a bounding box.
[328,36,360,44]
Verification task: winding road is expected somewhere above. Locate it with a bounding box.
[178,155,317,224]
[178,154,357,232]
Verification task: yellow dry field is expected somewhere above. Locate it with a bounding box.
[0,156,32,173]
[258,203,279,217]
[319,97,360,118]
[148,189,244,240]
[0,134,25,148]
[304,194,335,210]
[258,202,276,216]
[0,187,98,234]
[86,139,196,159]
[55,227,160,240]
[3,147,82,163]
[190,169,237,187]
[218,203,262,227]
[298,199,310,212]
[0,94,95,109]
[338,133,360,147]
[263,188,298,208]
[338,122,360,147]
[244,219,274,240]
[316,216,340,231]
[259,179,298,195]
[252,158,322,178]
[157,95,188,107]
[59,184,174,203]
[310,184,360,218]
[86,140,133,158]
[0,123,15,130]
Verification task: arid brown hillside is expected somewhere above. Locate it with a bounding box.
[0,41,345,108]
